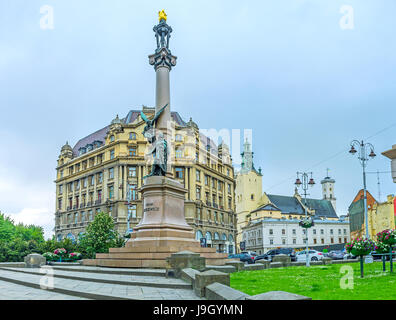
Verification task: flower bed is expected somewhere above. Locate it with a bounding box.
[43,249,82,262]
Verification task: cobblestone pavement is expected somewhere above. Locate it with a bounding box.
[0,268,202,300]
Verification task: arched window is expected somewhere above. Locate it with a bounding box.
[229,234,234,243]
[129,132,137,140]
[195,230,203,241]
[214,232,220,240]
[205,231,212,241]
[222,233,227,241]
[57,234,63,242]
[66,233,76,243]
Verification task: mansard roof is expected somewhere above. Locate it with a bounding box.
[266,194,338,218]
[71,108,215,158]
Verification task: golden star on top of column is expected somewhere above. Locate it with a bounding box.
[158,9,167,22]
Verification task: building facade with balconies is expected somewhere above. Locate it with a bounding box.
[55,107,237,253]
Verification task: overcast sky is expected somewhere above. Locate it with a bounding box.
[1,1,395,239]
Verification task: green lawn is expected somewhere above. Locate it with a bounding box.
[230,261,396,300]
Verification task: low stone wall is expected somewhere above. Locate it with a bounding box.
[205,282,249,300]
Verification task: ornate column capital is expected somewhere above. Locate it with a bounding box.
[149,47,177,71]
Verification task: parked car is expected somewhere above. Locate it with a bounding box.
[228,253,255,264]
[328,250,345,260]
[296,250,323,262]
[241,251,257,257]
[255,248,297,262]
[343,253,358,260]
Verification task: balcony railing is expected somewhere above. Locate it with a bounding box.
[80,203,85,209]
[87,202,92,207]
[213,203,218,209]
[95,200,102,205]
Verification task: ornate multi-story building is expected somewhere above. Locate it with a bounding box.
[54,108,237,253]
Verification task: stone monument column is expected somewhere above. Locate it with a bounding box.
[148,12,177,174]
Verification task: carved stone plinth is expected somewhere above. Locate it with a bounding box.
[83,176,228,268]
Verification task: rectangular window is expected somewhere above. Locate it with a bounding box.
[282,229,285,235]
[320,229,324,235]
[58,198,62,210]
[108,185,114,199]
[175,167,183,179]
[129,185,138,200]
[110,149,115,160]
[109,167,114,179]
[129,147,137,156]
[196,170,200,182]
[128,205,137,218]
[292,229,296,235]
[205,175,209,186]
[98,172,103,184]
[197,207,202,220]
[196,187,201,200]
[59,185,63,195]
[81,211,86,222]
[97,190,102,202]
[83,178,87,188]
[269,229,273,235]
[89,210,93,221]
[228,184,231,194]
[313,229,317,235]
[128,166,137,177]
[270,239,273,245]
[75,180,80,190]
[89,175,94,186]
[60,170,64,178]
[293,238,296,244]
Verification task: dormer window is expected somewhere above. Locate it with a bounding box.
[110,135,115,142]
[87,144,93,152]
[79,147,86,156]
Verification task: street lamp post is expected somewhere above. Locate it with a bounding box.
[295,172,315,267]
[349,140,376,239]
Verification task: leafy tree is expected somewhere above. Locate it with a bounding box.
[79,212,125,259]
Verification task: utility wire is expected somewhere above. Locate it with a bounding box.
[264,122,396,193]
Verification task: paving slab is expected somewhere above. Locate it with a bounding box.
[0,268,202,300]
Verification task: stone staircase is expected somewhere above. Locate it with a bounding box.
[0,265,203,300]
